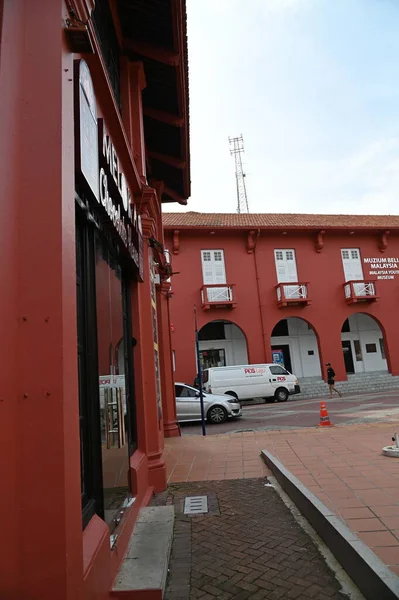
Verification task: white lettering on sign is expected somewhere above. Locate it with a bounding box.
[97,120,143,273]
[363,257,399,281]
[103,133,129,212]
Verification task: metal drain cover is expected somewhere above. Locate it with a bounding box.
[184,495,208,515]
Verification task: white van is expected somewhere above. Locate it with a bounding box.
[202,364,300,403]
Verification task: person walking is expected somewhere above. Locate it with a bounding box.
[326,363,342,398]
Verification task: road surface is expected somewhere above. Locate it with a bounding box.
[179,389,399,435]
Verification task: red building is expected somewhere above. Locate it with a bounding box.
[164,213,399,391]
[0,1,189,599]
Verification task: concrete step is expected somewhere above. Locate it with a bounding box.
[296,372,399,400]
[241,373,399,403]
[112,506,174,599]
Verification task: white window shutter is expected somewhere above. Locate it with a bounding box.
[201,250,228,301]
[341,248,363,282]
[274,249,298,283]
[285,250,298,283]
[201,250,215,284]
[212,251,227,284]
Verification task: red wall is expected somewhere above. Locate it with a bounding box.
[165,227,399,384]
[0,1,181,598]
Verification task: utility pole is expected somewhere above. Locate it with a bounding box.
[229,134,249,214]
[194,305,206,436]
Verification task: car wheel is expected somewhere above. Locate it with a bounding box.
[207,405,228,424]
[225,391,238,401]
[275,387,289,402]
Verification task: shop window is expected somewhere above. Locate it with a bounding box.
[379,338,386,360]
[200,348,226,369]
[366,343,377,353]
[76,220,101,528]
[95,236,135,532]
[76,208,137,532]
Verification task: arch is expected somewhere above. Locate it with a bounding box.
[197,319,249,370]
[270,316,322,378]
[200,316,249,341]
[340,312,389,374]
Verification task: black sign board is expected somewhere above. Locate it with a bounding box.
[75,60,143,280]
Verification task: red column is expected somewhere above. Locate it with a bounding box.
[0,2,83,599]
[315,322,347,383]
[132,210,167,492]
[157,283,181,437]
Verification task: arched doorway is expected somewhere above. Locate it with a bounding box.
[198,320,249,369]
[270,317,321,378]
[341,313,388,374]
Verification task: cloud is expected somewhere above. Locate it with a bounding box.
[175,0,399,218]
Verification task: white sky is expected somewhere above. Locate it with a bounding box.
[167,0,399,215]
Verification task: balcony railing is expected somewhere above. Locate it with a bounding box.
[201,284,237,310]
[344,280,378,303]
[276,282,311,308]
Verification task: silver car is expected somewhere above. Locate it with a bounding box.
[175,383,242,424]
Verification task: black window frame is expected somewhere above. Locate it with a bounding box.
[76,198,137,530]
[76,210,104,528]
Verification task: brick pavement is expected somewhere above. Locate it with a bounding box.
[153,478,346,600]
[164,421,399,576]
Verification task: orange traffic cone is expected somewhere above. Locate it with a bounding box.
[319,401,333,427]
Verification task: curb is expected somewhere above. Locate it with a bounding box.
[261,449,399,600]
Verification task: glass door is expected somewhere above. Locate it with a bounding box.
[95,236,133,533]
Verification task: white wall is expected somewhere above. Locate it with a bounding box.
[341,313,387,373]
[199,323,249,366]
[271,317,321,378]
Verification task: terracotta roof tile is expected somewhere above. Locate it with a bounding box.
[162,212,399,229]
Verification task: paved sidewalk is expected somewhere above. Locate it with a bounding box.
[153,478,347,600]
[165,421,399,576]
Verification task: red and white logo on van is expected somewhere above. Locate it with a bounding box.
[244,367,265,377]
[277,376,286,382]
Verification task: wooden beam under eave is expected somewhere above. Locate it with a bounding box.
[123,38,180,67]
[109,0,124,48]
[148,150,186,169]
[162,186,187,205]
[143,107,184,127]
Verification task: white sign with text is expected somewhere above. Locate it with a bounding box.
[363,257,399,280]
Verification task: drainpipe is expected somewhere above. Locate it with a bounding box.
[253,229,268,361]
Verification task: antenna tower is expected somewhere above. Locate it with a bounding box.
[229,134,249,214]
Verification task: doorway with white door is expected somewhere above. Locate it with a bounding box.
[341,313,388,374]
[201,249,231,303]
[270,317,322,378]
[341,248,374,299]
[197,320,249,371]
[274,249,307,301]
